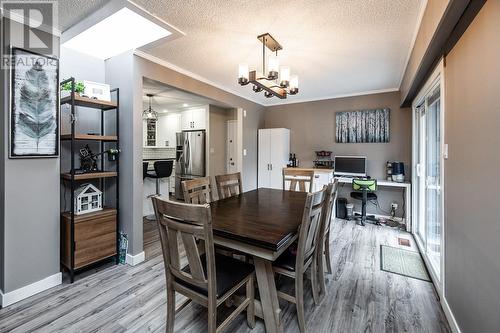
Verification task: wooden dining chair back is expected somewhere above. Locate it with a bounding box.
[296,188,326,274]
[182,176,213,204]
[152,197,255,333]
[215,172,243,200]
[317,180,337,297]
[273,187,326,333]
[283,169,315,192]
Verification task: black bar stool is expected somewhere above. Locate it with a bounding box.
[143,162,149,180]
[145,160,174,220]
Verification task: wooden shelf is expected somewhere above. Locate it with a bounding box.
[61,208,117,222]
[61,171,118,180]
[61,95,117,110]
[61,134,118,141]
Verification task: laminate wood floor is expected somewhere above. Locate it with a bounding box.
[0,219,450,332]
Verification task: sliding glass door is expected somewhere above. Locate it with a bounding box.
[413,63,444,292]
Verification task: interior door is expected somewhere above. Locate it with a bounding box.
[227,120,238,173]
[258,129,271,188]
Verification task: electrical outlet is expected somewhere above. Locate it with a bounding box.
[391,202,398,210]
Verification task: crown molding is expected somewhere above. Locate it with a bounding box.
[263,88,400,107]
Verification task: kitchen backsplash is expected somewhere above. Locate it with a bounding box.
[143,147,176,160]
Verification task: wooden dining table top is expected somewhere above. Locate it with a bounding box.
[210,188,307,252]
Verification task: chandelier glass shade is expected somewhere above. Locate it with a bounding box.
[238,33,299,99]
[143,94,158,120]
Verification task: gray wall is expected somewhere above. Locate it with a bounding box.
[444,1,500,331]
[105,51,141,255]
[265,91,411,217]
[0,19,60,293]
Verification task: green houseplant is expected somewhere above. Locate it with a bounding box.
[61,81,85,95]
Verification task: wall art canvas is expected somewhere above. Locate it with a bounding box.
[10,47,59,158]
[335,108,390,143]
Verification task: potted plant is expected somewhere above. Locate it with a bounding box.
[61,80,85,98]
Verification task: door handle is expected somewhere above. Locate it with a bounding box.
[270,164,272,171]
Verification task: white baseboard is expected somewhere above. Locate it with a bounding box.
[126,251,145,266]
[0,272,62,308]
[441,296,461,333]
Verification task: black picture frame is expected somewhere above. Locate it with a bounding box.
[9,47,60,158]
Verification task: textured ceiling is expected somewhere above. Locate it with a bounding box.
[58,0,425,106]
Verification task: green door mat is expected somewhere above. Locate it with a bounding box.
[380,245,431,282]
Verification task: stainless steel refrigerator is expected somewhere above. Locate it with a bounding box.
[175,131,206,199]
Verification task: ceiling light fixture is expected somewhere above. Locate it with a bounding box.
[238,33,298,99]
[183,103,188,107]
[143,94,158,120]
[61,1,184,60]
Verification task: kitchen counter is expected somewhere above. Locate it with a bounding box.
[283,167,334,174]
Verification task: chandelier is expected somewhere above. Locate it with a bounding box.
[238,33,298,99]
[143,94,158,120]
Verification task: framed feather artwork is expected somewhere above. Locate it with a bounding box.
[9,47,59,158]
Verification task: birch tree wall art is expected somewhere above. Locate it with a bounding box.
[10,48,59,158]
[335,108,390,143]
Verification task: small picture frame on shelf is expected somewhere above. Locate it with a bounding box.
[83,80,111,101]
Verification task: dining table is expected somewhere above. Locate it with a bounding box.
[210,188,307,333]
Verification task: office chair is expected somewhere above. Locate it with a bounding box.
[350,179,378,226]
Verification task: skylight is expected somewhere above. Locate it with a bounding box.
[62,7,171,60]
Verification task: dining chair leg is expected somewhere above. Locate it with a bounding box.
[310,257,320,306]
[295,274,306,333]
[246,274,256,329]
[324,233,333,274]
[166,287,176,333]
[208,301,217,333]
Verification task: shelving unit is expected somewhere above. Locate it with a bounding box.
[60,78,120,283]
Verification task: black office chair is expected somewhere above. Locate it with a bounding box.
[350,179,378,226]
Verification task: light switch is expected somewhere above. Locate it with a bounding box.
[243,149,247,156]
[210,148,215,154]
[243,110,247,117]
[444,144,449,159]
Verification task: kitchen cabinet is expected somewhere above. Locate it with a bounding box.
[157,113,181,147]
[258,128,290,189]
[181,107,207,130]
[143,119,157,147]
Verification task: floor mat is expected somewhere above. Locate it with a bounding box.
[380,245,431,281]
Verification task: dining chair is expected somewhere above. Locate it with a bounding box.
[273,187,327,333]
[283,169,315,192]
[182,177,214,204]
[152,197,255,333]
[215,172,243,200]
[317,180,337,296]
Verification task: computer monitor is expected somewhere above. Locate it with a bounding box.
[334,156,367,177]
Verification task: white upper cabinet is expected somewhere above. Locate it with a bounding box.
[181,107,207,130]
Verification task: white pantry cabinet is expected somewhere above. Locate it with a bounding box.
[258,128,290,189]
[181,107,207,130]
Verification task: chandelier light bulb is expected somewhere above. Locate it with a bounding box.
[238,63,249,85]
[280,66,290,87]
[289,75,299,94]
[268,55,279,79]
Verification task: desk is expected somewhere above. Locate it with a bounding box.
[211,188,307,333]
[335,177,412,229]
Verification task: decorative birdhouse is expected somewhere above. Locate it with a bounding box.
[74,184,102,215]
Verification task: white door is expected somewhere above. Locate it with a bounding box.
[413,61,444,294]
[227,120,238,173]
[269,129,288,189]
[258,129,271,188]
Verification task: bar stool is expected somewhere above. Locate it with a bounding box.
[145,160,173,220]
[143,162,149,180]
